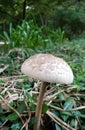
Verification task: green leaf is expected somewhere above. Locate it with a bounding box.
[3,31,10,42]
[2,127,9,130]
[42,103,48,114]
[55,124,62,130]
[17,101,26,114]
[58,93,66,100]
[0,80,4,84]
[70,119,76,127]
[6,113,18,121]
[60,111,72,121]
[11,122,21,130]
[63,99,74,110]
[72,111,85,118]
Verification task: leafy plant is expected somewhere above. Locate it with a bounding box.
[0,24,85,130]
[1,20,67,51]
[1,21,45,49]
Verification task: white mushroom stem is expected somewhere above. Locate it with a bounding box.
[34,82,48,130]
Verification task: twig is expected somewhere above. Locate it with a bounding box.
[20,100,31,130]
[48,104,63,111]
[0,75,26,81]
[48,104,85,111]
[47,112,69,130]
[45,87,57,96]
[0,120,8,129]
[47,110,76,130]
[45,86,78,102]
[1,81,16,94]
[0,95,24,124]
[69,106,85,111]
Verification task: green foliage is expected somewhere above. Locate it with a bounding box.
[63,98,74,110]
[1,0,85,38]
[50,2,85,37]
[54,27,66,43]
[0,19,85,130]
[6,113,19,121]
[2,21,45,48]
[11,122,22,130]
[42,103,48,114]
[1,20,66,50]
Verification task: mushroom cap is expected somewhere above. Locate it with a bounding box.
[21,54,74,84]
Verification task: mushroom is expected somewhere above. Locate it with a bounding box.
[21,53,74,130]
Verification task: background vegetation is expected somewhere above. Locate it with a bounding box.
[0,0,85,130]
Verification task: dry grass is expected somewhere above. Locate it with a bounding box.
[0,74,85,130]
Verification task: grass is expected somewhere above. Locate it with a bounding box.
[0,38,85,130]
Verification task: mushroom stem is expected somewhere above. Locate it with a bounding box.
[34,82,47,130]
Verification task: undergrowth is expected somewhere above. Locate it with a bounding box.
[0,36,85,130]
